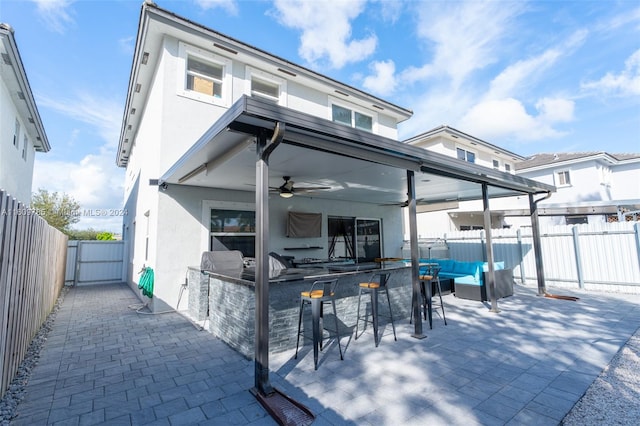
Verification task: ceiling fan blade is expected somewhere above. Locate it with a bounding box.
[294,186,332,192]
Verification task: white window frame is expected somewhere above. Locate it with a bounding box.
[555,170,571,187]
[456,147,476,163]
[177,42,232,107]
[492,159,500,170]
[201,200,255,253]
[329,97,377,133]
[504,163,512,173]
[244,66,287,106]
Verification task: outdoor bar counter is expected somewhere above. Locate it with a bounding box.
[187,262,413,358]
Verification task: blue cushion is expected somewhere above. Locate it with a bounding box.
[455,276,481,285]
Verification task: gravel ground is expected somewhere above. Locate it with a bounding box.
[1,286,639,425]
[562,326,640,425]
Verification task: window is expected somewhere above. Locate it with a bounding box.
[556,170,571,187]
[492,159,500,169]
[245,66,287,105]
[22,135,27,161]
[210,209,256,257]
[457,148,475,163]
[566,215,587,225]
[187,57,223,98]
[178,42,232,106]
[14,119,20,148]
[504,164,511,173]
[330,100,375,132]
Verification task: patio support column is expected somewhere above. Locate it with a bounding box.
[482,184,499,313]
[529,193,550,296]
[407,170,425,338]
[253,123,285,396]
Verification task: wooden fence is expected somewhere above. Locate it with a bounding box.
[0,190,67,398]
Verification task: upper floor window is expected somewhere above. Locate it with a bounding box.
[178,42,232,107]
[14,119,20,148]
[330,100,375,132]
[245,66,287,105]
[187,57,223,98]
[492,159,500,169]
[556,170,571,187]
[504,163,512,173]
[457,148,475,163]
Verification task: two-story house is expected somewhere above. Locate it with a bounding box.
[404,125,525,232]
[405,126,639,233]
[0,23,50,204]
[513,152,640,225]
[117,2,415,311]
[118,2,554,314]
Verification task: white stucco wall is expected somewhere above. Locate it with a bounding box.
[0,77,36,204]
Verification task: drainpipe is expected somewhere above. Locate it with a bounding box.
[254,122,285,396]
[529,191,552,296]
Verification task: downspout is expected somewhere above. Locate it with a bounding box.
[529,191,552,296]
[254,122,285,396]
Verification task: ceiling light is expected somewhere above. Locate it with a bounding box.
[279,191,293,199]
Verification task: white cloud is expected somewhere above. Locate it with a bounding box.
[457,97,574,142]
[582,48,640,97]
[271,0,377,69]
[487,30,587,100]
[32,0,75,33]
[194,0,238,15]
[362,60,397,96]
[411,1,526,88]
[37,92,121,149]
[536,97,574,123]
[32,92,125,232]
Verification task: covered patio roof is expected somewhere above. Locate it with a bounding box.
[160,96,555,205]
[159,95,556,398]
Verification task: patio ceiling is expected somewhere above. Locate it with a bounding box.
[160,96,555,206]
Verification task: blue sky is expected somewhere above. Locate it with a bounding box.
[1,0,639,232]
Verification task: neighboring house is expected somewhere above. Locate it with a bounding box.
[511,152,640,225]
[404,125,525,232]
[406,125,640,233]
[0,23,50,204]
[118,3,413,310]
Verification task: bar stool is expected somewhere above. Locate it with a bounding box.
[419,264,447,329]
[355,272,397,347]
[295,279,343,370]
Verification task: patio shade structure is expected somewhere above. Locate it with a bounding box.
[160,95,556,396]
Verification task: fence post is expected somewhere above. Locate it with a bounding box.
[572,226,584,289]
[74,241,82,286]
[517,228,526,284]
[635,223,640,275]
[480,229,487,262]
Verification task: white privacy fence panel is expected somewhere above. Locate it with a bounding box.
[65,240,125,285]
[575,223,640,285]
[433,222,640,291]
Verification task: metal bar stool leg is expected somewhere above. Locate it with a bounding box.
[311,299,321,370]
[384,289,397,341]
[371,289,380,347]
[355,287,363,340]
[436,277,447,325]
[295,299,305,359]
[331,299,343,360]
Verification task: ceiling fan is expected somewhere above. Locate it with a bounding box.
[272,176,331,198]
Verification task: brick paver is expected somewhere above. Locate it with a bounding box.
[9,282,640,425]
